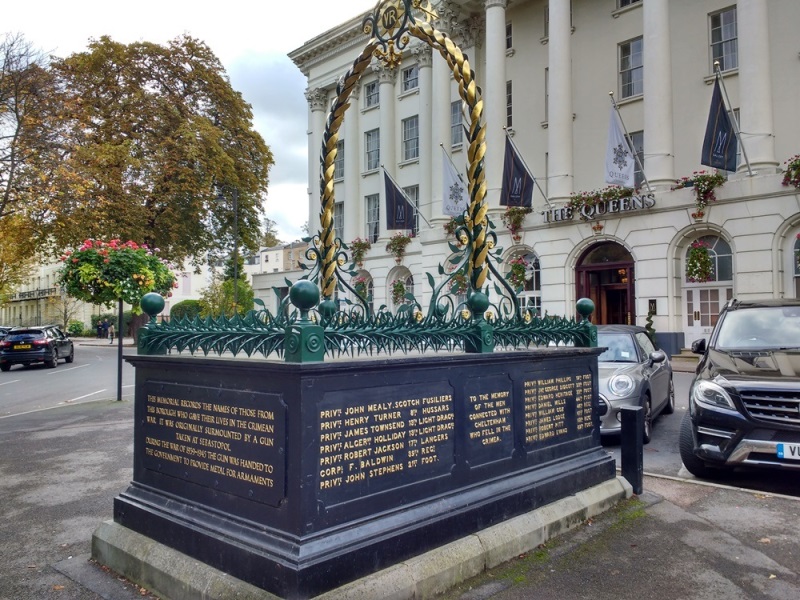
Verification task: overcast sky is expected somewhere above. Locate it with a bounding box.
[3,0,375,243]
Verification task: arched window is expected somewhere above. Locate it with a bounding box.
[793,234,800,298]
[684,235,733,283]
[506,251,541,316]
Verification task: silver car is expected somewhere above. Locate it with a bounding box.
[596,325,675,443]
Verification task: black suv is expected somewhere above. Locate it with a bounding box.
[680,299,800,477]
[0,325,74,371]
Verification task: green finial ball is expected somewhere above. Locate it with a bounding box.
[467,292,490,315]
[141,292,165,318]
[289,280,320,311]
[318,299,337,319]
[576,298,595,319]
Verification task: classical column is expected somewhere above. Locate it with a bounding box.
[547,0,573,201]
[737,0,777,173]
[305,87,328,234]
[431,50,452,220]
[643,0,675,188]
[344,82,361,242]
[483,0,507,207]
[415,45,434,225]
[374,64,397,237]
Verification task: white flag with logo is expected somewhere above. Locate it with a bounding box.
[605,108,635,188]
[442,147,469,216]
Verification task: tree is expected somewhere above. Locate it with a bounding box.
[45,291,84,330]
[41,35,274,267]
[262,217,281,248]
[0,34,57,293]
[199,270,254,318]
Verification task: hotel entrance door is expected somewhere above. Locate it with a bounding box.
[576,242,635,325]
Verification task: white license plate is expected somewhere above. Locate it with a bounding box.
[777,443,800,460]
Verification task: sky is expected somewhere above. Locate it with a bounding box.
[3,0,376,243]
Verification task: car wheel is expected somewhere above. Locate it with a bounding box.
[642,396,653,444]
[65,347,74,363]
[679,412,722,479]
[46,351,57,369]
[662,377,675,415]
[0,363,10,372]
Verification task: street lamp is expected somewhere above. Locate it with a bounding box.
[216,186,240,310]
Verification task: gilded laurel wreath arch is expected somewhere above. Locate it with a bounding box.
[313,0,490,302]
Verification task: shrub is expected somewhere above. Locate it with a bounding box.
[171,299,202,321]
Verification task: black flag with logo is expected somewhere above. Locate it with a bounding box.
[384,171,414,230]
[500,136,534,207]
[701,78,738,172]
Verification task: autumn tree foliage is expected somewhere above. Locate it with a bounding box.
[40,35,274,267]
[0,34,57,298]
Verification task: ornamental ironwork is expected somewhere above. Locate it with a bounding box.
[138,0,597,361]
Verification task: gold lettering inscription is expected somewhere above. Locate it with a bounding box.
[318,393,454,490]
[144,394,277,488]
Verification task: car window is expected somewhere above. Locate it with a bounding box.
[635,332,656,356]
[715,306,800,349]
[597,333,637,362]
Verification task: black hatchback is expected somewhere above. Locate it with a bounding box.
[0,325,74,371]
[680,299,800,478]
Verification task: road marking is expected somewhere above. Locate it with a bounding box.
[0,379,21,386]
[47,363,90,375]
[0,389,135,420]
[65,389,108,402]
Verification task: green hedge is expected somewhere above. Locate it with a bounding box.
[170,299,202,321]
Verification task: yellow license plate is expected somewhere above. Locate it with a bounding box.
[13,344,31,350]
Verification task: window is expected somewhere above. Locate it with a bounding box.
[794,235,800,298]
[403,185,420,235]
[685,235,733,284]
[543,1,573,38]
[619,37,643,99]
[365,81,379,108]
[506,80,513,128]
[180,272,191,295]
[366,194,380,243]
[629,130,644,188]
[333,140,344,180]
[402,116,419,161]
[731,108,741,173]
[506,23,512,49]
[544,68,549,122]
[365,129,380,171]
[402,65,418,92]
[334,201,344,237]
[710,7,737,72]
[511,252,541,317]
[450,101,463,146]
[618,0,641,7]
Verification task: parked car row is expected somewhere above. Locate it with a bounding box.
[591,299,799,483]
[0,325,75,371]
[680,299,800,478]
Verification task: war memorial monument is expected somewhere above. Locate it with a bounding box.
[92,2,628,597]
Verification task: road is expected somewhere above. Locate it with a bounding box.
[603,371,800,498]
[0,340,135,418]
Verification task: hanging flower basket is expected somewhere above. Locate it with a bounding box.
[391,279,407,304]
[59,239,176,312]
[506,256,528,290]
[686,240,714,283]
[349,237,372,266]
[673,170,726,212]
[386,232,412,261]
[352,275,368,297]
[501,207,532,237]
[782,154,800,188]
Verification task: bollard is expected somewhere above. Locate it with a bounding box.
[620,405,644,495]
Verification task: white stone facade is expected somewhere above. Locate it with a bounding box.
[271,0,800,354]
